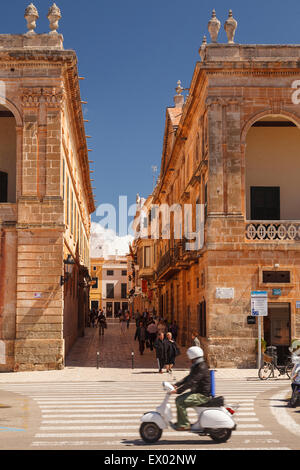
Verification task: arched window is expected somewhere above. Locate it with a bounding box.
[245,115,300,221]
[0,105,16,203]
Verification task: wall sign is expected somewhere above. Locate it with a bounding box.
[251,291,268,316]
[215,288,234,299]
[272,288,281,296]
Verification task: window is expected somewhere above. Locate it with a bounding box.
[144,246,151,268]
[204,183,208,222]
[66,176,70,225]
[198,300,207,337]
[263,271,291,284]
[121,283,127,299]
[0,171,8,203]
[121,270,127,276]
[93,266,97,271]
[92,277,98,289]
[251,187,280,221]
[107,270,114,276]
[106,283,114,299]
[71,191,74,234]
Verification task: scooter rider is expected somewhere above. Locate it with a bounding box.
[170,346,211,431]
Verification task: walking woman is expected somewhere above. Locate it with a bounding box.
[165,332,180,373]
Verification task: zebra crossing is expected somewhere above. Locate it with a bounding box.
[0,379,291,450]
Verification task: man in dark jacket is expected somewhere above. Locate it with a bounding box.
[134,321,147,355]
[171,346,211,430]
[154,332,167,373]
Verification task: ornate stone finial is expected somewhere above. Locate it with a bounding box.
[199,35,207,60]
[224,9,237,44]
[208,9,221,43]
[48,3,62,34]
[24,3,39,35]
[174,80,184,108]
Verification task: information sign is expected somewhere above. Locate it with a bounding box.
[251,291,268,317]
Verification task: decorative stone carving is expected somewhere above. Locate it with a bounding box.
[22,87,65,108]
[224,10,237,44]
[174,80,184,108]
[208,9,220,43]
[24,3,39,35]
[47,3,62,34]
[199,36,207,61]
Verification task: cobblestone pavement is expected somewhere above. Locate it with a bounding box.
[66,320,191,370]
[0,320,264,383]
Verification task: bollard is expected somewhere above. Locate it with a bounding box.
[96,351,100,369]
[210,370,216,397]
[131,351,134,370]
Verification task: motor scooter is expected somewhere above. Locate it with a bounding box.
[140,382,237,443]
[288,352,300,408]
[288,384,300,408]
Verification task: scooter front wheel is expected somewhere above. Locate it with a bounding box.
[209,428,232,443]
[140,422,162,443]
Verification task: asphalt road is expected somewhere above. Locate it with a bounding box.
[0,376,299,451]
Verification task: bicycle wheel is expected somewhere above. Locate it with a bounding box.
[285,362,294,379]
[259,362,272,380]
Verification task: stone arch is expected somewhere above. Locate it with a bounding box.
[0,101,19,203]
[0,97,22,127]
[242,109,300,221]
[241,108,300,146]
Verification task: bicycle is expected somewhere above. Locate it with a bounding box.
[258,352,293,380]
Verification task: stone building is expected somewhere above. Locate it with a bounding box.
[0,4,95,371]
[90,255,129,318]
[143,11,300,367]
[129,195,158,316]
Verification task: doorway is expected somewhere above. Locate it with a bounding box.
[263,303,291,364]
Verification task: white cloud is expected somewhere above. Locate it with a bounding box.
[90,222,133,258]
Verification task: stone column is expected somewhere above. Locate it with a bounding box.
[224,99,243,215]
[206,99,224,217]
[0,226,17,371]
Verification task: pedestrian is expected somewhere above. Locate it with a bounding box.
[125,310,130,329]
[154,331,167,373]
[170,321,178,341]
[191,331,201,348]
[91,309,96,328]
[134,321,147,355]
[97,310,107,336]
[165,331,180,374]
[146,320,158,351]
[120,311,127,333]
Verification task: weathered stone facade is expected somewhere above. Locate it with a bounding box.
[139,37,300,367]
[0,8,95,371]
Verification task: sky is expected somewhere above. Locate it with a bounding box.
[3,0,300,254]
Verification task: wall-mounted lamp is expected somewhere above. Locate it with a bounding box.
[60,255,76,286]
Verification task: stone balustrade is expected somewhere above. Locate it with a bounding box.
[246,221,300,241]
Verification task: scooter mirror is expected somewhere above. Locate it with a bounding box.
[163,381,175,392]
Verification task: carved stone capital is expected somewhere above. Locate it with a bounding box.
[22,87,65,108]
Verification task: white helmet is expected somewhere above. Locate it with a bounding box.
[187,346,204,360]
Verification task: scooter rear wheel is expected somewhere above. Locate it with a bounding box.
[209,428,232,443]
[140,422,162,443]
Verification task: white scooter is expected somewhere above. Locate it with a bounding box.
[140,382,237,443]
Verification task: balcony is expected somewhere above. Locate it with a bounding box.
[0,203,17,224]
[156,239,199,280]
[246,221,300,241]
[156,249,179,280]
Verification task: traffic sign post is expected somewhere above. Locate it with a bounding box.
[251,291,268,369]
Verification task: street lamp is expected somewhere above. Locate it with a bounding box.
[60,254,76,286]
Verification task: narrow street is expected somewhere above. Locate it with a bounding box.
[65,319,191,370]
